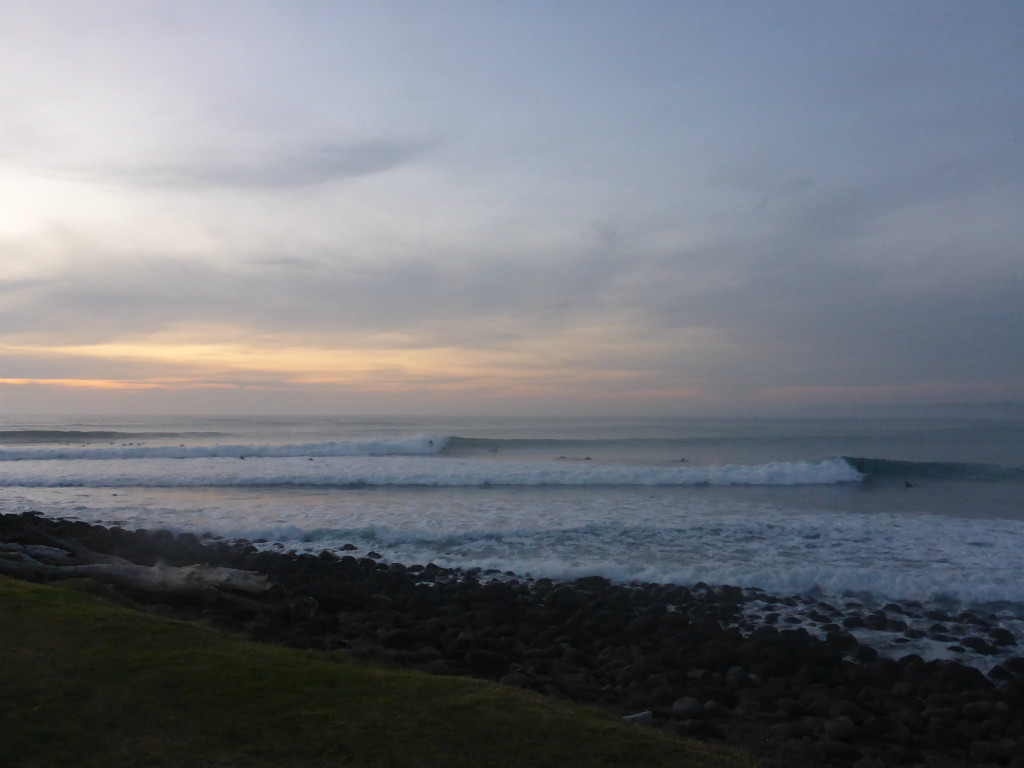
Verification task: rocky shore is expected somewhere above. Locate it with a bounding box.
[3,511,1024,767]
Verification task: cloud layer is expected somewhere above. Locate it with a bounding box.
[2,0,1023,415]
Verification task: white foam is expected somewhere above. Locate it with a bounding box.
[10,481,1024,612]
[0,435,448,462]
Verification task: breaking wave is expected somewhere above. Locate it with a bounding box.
[843,457,1024,484]
[0,455,860,488]
[0,435,448,462]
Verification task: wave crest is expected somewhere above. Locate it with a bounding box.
[0,435,449,462]
[0,456,861,488]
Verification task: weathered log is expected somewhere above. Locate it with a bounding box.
[18,524,133,566]
[1,521,269,595]
[0,556,270,595]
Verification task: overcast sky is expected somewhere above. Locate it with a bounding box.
[2,0,1022,416]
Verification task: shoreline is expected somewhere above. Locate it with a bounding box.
[4,512,1024,767]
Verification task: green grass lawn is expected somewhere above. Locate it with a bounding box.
[0,576,760,768]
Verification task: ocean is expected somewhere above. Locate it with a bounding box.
[3,413,1023,660]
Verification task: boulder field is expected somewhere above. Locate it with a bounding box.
[3,511,1023,768]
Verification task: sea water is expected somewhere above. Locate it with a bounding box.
[2,414,1023,658]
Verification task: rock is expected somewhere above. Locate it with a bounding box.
[823,715,858,742]
[367,593,394,610]
[379,629,419,650]
[962,636,998,655]
[825,629,858,653]
[703,699,733,718]
[962,700,996,722]
[863,613,889,631]
[922,705,961,721]
[957,611,989,627]
[970,738,1018,764]
[853,645,878,663]
[989,664,1015,682]
[287,596,319,621]
[815,739,862,762]
[671,696,705,718]
[989,627,1017,646]
[799,690,832,718]
[831,698,870,724]
[793,715,825,737]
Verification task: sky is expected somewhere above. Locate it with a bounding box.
[2,0,1023,417]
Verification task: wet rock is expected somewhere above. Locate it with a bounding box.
[963,636,999,655]
[989,627,1018,646]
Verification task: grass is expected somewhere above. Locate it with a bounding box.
[0,575,760,768]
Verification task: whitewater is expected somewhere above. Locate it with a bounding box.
[2,414,1023,630]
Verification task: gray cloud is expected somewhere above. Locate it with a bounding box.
[0,277,51,296]
[150,140,434,188]
[618,159,1024,391]
[3,211,1022,405]
[0,230,644,351]
[4,1,1024,412]
[34,138,436,190]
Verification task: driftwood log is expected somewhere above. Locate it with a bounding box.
[0,525,269,595]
